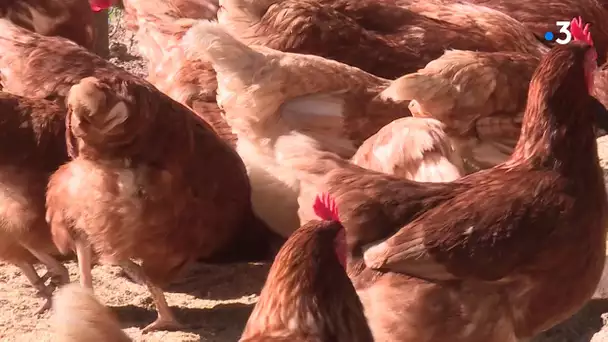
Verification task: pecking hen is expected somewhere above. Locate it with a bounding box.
[240,219,373,342]
[217,0,547,79]
[380,50,540,171]
[274,19,608,342]
[0,92,70,313]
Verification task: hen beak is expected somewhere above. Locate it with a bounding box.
[592,96,608,137]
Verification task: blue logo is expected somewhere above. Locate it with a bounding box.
[544,21,572,45]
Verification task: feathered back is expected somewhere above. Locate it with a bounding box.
[350,117,464,182]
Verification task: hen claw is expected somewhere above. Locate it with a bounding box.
[35,298,52,314]
[142,317,185,333]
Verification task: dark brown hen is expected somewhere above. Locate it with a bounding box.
[240,220,372,342]
[274,24,608,341]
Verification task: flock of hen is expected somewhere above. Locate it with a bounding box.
[1,0,608,341]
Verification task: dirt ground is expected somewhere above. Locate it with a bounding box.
[0,261,269,341]
[3,8,608,342]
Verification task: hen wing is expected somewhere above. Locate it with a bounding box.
[362,169,566,281]
[380,50,537,169]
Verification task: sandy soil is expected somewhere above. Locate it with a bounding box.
[0,261,269,341]
[3,8,608,342]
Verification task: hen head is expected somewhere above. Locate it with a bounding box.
[313,193,347,267]
[570,17,597,92]
[67,77,130,156]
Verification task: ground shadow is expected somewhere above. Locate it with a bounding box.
[165,262,270,300]
[116,261,270,301]
[533,299,608,342]
[111,301,254,340]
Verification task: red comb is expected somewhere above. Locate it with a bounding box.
[313,193,340,222]
[89,0,112,12]
[570,16,594,46]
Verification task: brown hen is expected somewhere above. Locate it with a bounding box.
[0,92,70,313]
[50,220,371,342]
[218,0,546,79]
[240,220,373,342]
[0,0,94,49]
[45,74,268,332]
[274,36,608,341]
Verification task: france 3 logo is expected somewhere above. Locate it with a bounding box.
[543,21,574,45]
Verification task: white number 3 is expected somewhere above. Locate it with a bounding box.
[555,21,572,44]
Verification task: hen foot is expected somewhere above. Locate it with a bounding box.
[142,316,186,333]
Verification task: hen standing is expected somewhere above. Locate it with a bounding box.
[275,20,608,341]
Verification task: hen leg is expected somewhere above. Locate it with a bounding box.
[15,261,54,313]
[119,260,184,333]
[22,245,69,286]
[75,240,93,289]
